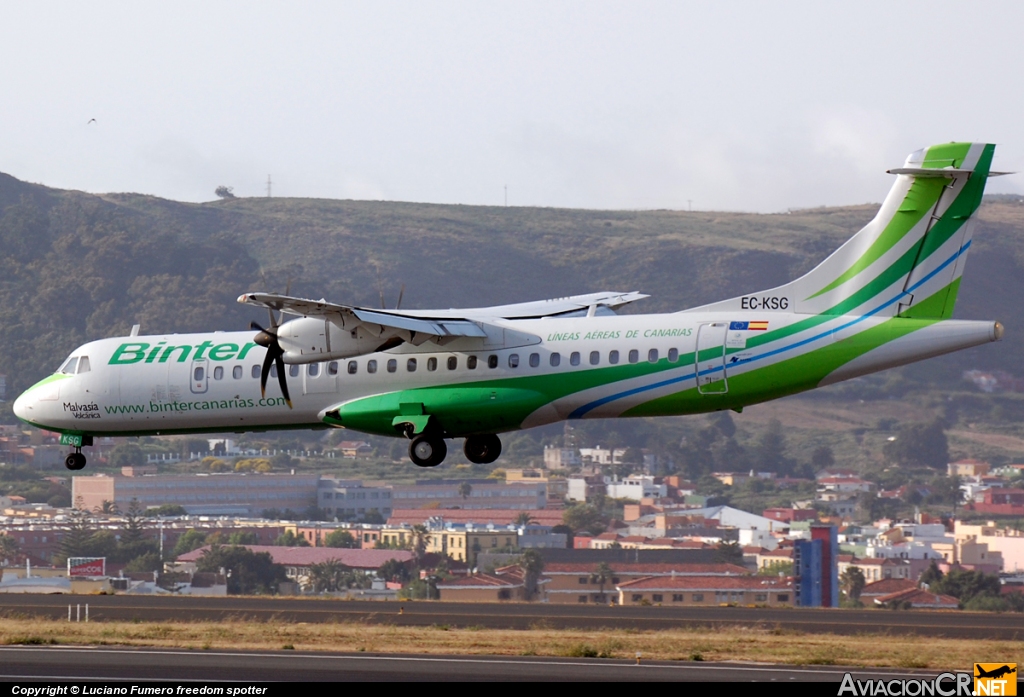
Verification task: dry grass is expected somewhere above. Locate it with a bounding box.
[0,618,1020,668]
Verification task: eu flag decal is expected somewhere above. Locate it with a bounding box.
[729,321,769,331]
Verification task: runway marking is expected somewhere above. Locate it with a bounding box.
[0,646,946,678]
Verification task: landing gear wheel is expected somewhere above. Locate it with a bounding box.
[65,452,86,471]
[464,434,502,465]
[409,435,447,468]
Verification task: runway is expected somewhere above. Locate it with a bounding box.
[0,646,954,682]
[1,595,1020,641]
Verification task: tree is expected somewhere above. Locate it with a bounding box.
[458,482,472,503]
[274,530,311,547]
[377,558,411,585]
[124,551,162,573]
[918,560,944,589]
[120,498,147,546]
[409,525,429,565]
[228,531,258,545]
[514,512,537,527]
[214,186,236,199]
[307,559,349,592]
[323,530,358,548]
[108,442,145,468]
[518,549,545,600]
[196,545,287,595]
[756,419,789,474]
[934,568,1002,606]
[840,566,866,601]
[590,562,614,603]
[883,420,949,470]
[0,534,20,565]
[714,541,744,565]
[94,500,120,515]
[148,504,187,517]
[173,530,207,557]
[562,503,606,536]
[56,510,95,565]
[811,446,835,471]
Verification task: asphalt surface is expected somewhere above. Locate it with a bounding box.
[1,595,1021,640]
[0,646,961,682]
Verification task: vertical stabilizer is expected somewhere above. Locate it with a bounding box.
[689,143,996,319]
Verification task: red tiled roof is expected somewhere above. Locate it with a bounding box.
[860,578,916,597]
[873,587,958,608]
[543,562,749,576]
[387,509,564,526]
[177,545,412,569]
[437,569,524,589]
[617,575,791,591]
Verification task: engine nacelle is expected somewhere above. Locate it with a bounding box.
[276,316,384,363]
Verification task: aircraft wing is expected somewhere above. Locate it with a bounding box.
[238,290,647,338]
[238,293,488,338]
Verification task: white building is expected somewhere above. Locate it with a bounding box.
[604,476,667,501]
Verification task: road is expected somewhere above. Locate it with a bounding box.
[0,646,956,682]
[1,595,1020,640]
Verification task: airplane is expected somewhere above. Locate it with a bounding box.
[13,142,1007,471]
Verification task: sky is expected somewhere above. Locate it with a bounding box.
[1,2,1022,212]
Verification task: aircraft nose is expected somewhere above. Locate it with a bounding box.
[12,389,33,423]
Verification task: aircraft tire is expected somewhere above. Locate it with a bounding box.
[409,435,447,467]
[464,434,501,464]
[65,453,86,471]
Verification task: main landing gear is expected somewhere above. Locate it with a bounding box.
[409,435,447,468]
[407,433,503,468]
[65,449,87,471]
[464,434,501,465]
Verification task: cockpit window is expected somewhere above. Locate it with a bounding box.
[59,357,78,375]
[77,356,91,374]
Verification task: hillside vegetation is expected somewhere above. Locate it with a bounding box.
[1,173,1023,470]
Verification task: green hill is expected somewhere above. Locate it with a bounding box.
[1,174,1023,468]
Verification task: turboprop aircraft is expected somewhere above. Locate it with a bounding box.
[13,142,1007,471]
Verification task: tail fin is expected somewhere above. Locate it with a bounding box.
[693,143,997,319]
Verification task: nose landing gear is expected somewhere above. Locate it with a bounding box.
[65,449,87,471]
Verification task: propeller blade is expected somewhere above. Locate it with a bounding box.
[275,354,292,408]
[259,345,277,398]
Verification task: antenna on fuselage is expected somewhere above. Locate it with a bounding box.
[130,324,140,337]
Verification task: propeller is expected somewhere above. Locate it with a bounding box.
[251,316,292,409]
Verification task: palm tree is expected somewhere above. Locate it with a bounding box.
[94,500,120,515]
[409,524,429,565]
[307,559,349,592]
[514,512,537,527]
[590,562,614,603]
[458,481,472,503]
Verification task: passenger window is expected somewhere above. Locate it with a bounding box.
[648,349,659,363]
[233,365,242,379]
[387,359,397,373]
[328,361,339,376]
[77,356,91,374]
[427,357,437,371]
[628,349,639,364]
[447,356,458,370]
[289,365,300,378]
[488,355,498,369]
[668,348,679,363]
[467,356,477,369]
[213,366,224,380]
[570,352,580,366]
[367,360,377,374]
[308,363,319,377]
[270,364,278,378]
[589,351,600,366]
[407,358,417,372]
[194,366,205,381]
[609,350,619,365]
[60,357,78,375]
[252,365,260,379]
[529,353,540,368]
[550,352,561,367]
[348,361,358,375]
[509,354,519,368]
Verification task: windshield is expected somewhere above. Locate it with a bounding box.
[59,356,78,375]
